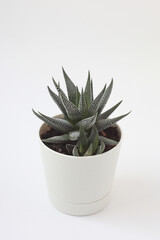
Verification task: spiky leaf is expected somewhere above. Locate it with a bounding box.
[96,112,131,132]
[47,86,68,119]
[78,89,88,118]
[98,100,122,120]
[62,68,77,105]
[52,77,67,99]
[98,79,113,114]
[79,126,88,150]
[88,84,106,115]
[85,71,92,107]
[32,109,73,133]
[42,134,70,143]
[84,143,93,156]
[99,136,118,145]
[76,113,97,130]
[75,86,80,107]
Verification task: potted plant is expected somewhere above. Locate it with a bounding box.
[33,68,130,216]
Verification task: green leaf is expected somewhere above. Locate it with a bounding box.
[62,67,77,104]
[72,145,79,156]
[84,143,93,156]
[59,92,82,122]
[96,111,131,132]
[32,109,73,133]
[98,100,122,120]
[69,130,80,141]
[88,84,106,115]
[47,86,68,119]
[52,77,68,99]
[66,144,75,154]
[79,143,85,155]
[96,140,105,154]
[42,134,70,143]
[75,86,80,107]
[92,133,99,154]
[84,71,92,107]
[99,136,118,145]
[78,89,88,118]
[97,79,113,114]
[76,113,97,130]
[79,126,88,150]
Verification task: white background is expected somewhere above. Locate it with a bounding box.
[0,0,160,239]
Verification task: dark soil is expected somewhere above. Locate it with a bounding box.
[41,125,121,155]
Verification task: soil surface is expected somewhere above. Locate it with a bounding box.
[41,125,121,155]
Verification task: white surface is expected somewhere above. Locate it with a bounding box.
[0,0,160,239]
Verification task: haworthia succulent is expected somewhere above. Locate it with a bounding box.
[96,112,131,132]
[98,100,122,120]
[62,68,77,105]
[33,69,130,156]
[42,134,70,143]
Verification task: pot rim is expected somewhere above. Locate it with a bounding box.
[38,114,122,159]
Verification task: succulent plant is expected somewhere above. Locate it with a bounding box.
[33,68,130,156]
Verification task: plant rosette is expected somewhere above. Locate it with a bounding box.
[33,69,130,216]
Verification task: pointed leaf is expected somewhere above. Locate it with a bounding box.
[52,77,68,99]
[47,86,68,119]
[98,100,123,120]
[84,143,93,156]
[96,140,105,154]
[76,113,97,130]
[79,143,85,155]
[72,146,79,156]
[32,109,73,133]
[84,71,92,107]
[99,136,118,145]
[75,86,80,107]
[96,111,131,132]
[79,89,88,118]
[79,126,88,149]
[42,134,70,143]
[88,84,106,115]
[98,79,113,114]
[62,68,77,104]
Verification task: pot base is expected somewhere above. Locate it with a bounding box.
[49,193,110,216]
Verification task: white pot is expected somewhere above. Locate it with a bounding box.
[39,116,122,216]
